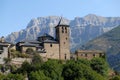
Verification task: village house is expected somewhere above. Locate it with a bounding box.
[75,50,105,60]
[0,36,15,64]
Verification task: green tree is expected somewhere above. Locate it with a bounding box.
[110,75,120,80]
[77,58,91,66]
[26,48,34,54]
[31,53,43,71]
[32,53,43,64]
[0,73,5,80]
[15,61,31,74]
[90,58,109,76]
[4,73,24,80]
[3,58,11,64]
[62,60,105,80]
[3,58,12,72]
[41,59,63,80]
[29,70,51,80]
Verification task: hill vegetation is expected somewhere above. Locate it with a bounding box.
[0,54,114,80]
[83,25,120,72]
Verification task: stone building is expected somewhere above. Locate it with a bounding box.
[0,37,15,64]
[75,50,105,60]
[0,43,9,64]
[16,18,70,60]
[16,40,40,53]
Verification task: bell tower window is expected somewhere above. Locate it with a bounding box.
[62,30,64,33]
[65,27,67,33]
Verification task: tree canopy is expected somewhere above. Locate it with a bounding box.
[0,57,110,80]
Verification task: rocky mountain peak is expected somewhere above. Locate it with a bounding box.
[5,15,120,51]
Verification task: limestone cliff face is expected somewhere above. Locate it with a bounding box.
[5,14,120,51]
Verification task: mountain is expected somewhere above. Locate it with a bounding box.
[5,14,120,52]
[6,16,69,43]
[83,25,120,72]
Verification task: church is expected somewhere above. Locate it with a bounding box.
[16,18,70,60]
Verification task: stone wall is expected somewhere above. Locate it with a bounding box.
[76,50,105,60]
[11,58,31,66]
[21,46,36,53]
[0,47,8,64]
[42,43,60,59]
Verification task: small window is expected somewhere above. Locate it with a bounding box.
[65,27,67,30]
[81,54,83,56]
[65,54,67,60]
[50,44,52,47]
[66,38,67,40]
[62,27,64,29]
[64,42,65,44]
[62,30,64,33]
[65,30,67,33]
[62,27,64,33]
[99,53,103,57]
[85,54,87,57]
[65,27,67,33]
[93,54,96,57]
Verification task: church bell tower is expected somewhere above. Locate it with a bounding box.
[55,18,70,60]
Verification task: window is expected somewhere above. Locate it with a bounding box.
[50,44,52,47]
[65,30,67,33]
[66,38,67,40]
[85,54,87,57]
[62,27,64,33]
[65,54,67,60]
[65,27,67,30]
[65,27,67,33]
[99,53,103,57]
[62,30,64,33]
[64,42,65,44]
[62,27,64,29]
[93,54,96,57]
[81,54,83,56]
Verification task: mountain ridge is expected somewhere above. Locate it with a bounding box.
[5,14,120,52]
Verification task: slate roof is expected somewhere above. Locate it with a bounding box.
[20,42,39,47]
[20,40,41,44]
[38,33,54,39]
[43,39,58,43]
[0,43,9,46]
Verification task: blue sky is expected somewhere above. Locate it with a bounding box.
[0,0,120,37]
